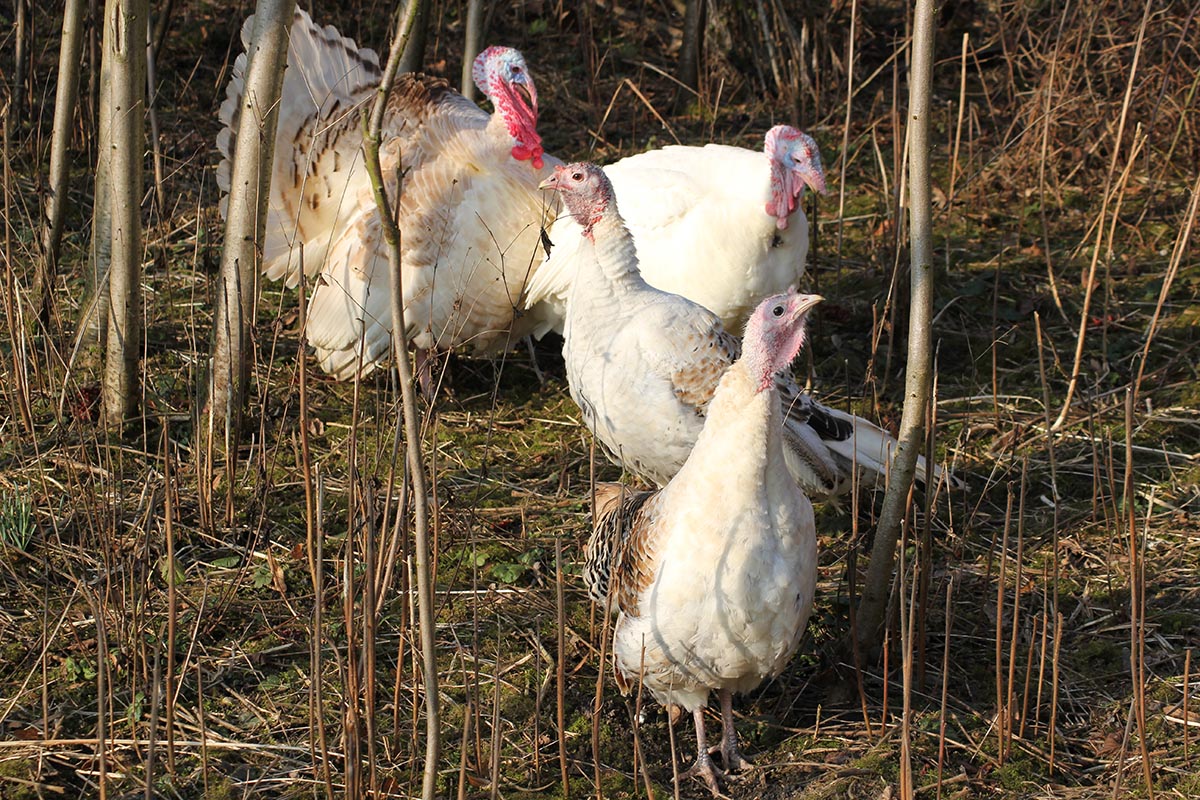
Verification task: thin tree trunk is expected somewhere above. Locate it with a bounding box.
[855,0,937,656]
[396,0,430,74]
[363,4,439,797]
[676,0,703,108]
[460,0,484,101]
[83,0,115,369]
[89,0,100,147]
[208,0,295,434]
[151,0,174,58]
[14,0,28,127]
[39,0,88,324]
[102,0,148,427]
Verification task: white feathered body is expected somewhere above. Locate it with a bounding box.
[611,362,818,712]
[218,10,559,379]
[561,211,925,498]
[528,142,810,337]
[562,215,727,483]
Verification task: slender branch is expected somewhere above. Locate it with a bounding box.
[361,5,440,799]
[1051,1,1151,430]
[460,0,484,101]
[855,0,937,656]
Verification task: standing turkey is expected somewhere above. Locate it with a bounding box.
[538,162,942,500]
[584,290,824,795]
[217,9,560,380]
[525,125,826,337]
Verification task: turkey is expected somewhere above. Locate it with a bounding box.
[538,162,944,500]
[217,9,560,380]
[584,291,823,795]
[525,125,826,337]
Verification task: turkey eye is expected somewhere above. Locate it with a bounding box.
[772,305,784,317]
[572,172,583,181]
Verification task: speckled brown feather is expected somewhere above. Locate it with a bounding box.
[383,73,457,122]
[669,321,740,412]
[583,483,662,618]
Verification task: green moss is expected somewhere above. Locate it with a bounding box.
[0,759,38,800]
[201,776,237,800]
[851,744,899,782]
[994,754,1044,791]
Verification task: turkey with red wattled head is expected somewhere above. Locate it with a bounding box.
[217,9,561,382]
[525,125,826,338]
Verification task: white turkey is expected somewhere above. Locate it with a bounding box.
[525,125,826,337]
[584,290,823,795]
[538,162,943,500]
[217,9,560,380]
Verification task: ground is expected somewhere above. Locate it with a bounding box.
[0,0,1198,798]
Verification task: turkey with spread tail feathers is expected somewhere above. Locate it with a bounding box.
[584,290,824,795]
[525,125,826,337]
[217,9,560,380]
[538,161,946,500]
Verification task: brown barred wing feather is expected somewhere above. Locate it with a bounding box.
[584,484,661,617]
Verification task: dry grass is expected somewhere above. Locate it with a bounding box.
[1,0,1198,798]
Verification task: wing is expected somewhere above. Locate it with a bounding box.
[584,483,662,618]
[303,199,393,380]
[777,382,957,497]
[637,298,741,416]
[387,103,557,352]
[218,9,381,285]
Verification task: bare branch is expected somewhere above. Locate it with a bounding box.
[854,0,938,656]
[361,5,440,799]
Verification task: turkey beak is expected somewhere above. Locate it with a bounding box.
[797,162,827,197]
[793,294,824,320]
[538,174,559,191]
[510,75,537,117]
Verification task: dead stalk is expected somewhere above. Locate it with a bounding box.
[1131,171,1200,405]
[457,700,472,800]
[313,469,334,797]
[556,538,570,798]
[834,0,857,276]
[1049,611,1062,774]
[1034,313,1061,627]
[1004,458,1028,759]
[995,482,1013,763]
[1052,1,1152,430]
[364,483,380,798]
[898,517,916,800]
[490,611,503,800]
[1124,391,1155,796]
[936,576,953,800]
[163,422,177,774]
[949,33,968,205]
[1185,649,1192,767]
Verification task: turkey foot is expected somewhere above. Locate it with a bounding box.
[716,688,754,773]
[679,749,726,798]
[678,706,732,798]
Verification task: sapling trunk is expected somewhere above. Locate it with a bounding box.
[209,0,296,435]
[39,0,87,323]
[855,0,937,656]
[102,0,148,427]
[362,4,440,798]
